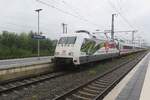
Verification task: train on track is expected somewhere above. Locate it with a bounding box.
[53,30,144,66]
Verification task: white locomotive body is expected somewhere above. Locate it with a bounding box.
[54,30,120,65]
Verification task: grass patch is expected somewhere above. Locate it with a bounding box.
[88,62,111,76]
[88,70,97,75]
[87,52,141,77]
[31,95,38,100]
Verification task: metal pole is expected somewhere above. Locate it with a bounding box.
[62,23,65,34]
[62,23,67,34]
[35,9,42,59]
[132,31,135,44]
[38,11,40,57]
[132,30,138,49]
[111,14,116,41]
[132,31,134,49]
[65,24,67,34]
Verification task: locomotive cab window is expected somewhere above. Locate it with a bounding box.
[67,37,76,44]
[58,37,77,44]
[58,37,67,44]
[81,38,96,55]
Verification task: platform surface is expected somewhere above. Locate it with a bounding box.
[0,56,53,70]
[104,52,150,100]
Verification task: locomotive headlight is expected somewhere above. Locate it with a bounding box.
[68,52,73,56]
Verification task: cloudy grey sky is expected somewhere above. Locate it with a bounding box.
[0,0,149,44]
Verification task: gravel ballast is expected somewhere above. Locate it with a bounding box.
[0,52,146,100]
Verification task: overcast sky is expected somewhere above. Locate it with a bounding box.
[0,0,149,45]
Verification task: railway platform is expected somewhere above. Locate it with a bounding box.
[0,56,53,70]
[104,52,150,100]
[0,56,54,82]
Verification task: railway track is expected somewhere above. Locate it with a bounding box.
[0,71,68,95]
[54,52,147,100]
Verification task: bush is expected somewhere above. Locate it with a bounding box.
[0,31,56,59]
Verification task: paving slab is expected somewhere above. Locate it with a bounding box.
[104,52,150,100]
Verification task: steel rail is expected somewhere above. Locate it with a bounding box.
[0,71,68,95]
[54,52,147,100]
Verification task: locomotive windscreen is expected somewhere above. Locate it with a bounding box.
[58,37,77,44]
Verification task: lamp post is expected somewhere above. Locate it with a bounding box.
[35,9,42,59]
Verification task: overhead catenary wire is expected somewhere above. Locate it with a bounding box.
[109,0,148,41]
[36,0,101,27]
[46,0,89,23]
[118,13,135,29]
[0,25,24,32]
[0,14,43,32]
[108,0,149,45]
[116,0,122,13]
[59,0,102,27]
[107,0,136,30]
[47,0,81,17]
[0,21,54,33]
[1,14,57,33]
[60,0,86,19]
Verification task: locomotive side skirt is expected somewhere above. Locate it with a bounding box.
[79,53,119,64]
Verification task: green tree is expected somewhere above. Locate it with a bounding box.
[0,30,56,59]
